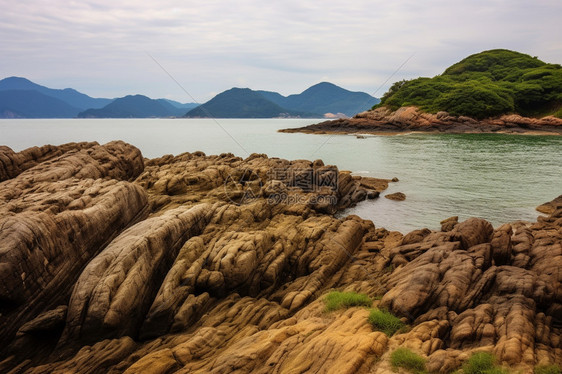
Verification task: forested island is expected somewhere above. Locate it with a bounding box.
[282,50,562,135]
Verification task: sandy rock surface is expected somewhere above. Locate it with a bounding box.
[0,141,560,373]
[280,106,562,135]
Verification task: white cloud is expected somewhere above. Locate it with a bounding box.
[0,0,560,101]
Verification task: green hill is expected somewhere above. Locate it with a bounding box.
[185,88,316,118]
[376,49,562,119]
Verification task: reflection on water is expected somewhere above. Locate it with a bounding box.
[1,118,561,232]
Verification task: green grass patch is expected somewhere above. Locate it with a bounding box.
[390,348,426,373]
[385,264,395,273]
[462,352,507,374]
[535,365,562,374]
[324,291,372,311]
[368,308,405,336]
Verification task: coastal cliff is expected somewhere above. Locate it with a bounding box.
[280,106,562,135]
[0,141,560,373]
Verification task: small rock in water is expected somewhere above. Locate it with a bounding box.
[385,192,406,201]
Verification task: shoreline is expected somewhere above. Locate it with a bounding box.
[279,106,562,136]
[281,128,562,136]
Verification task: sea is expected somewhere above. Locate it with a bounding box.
[1,118,561,233]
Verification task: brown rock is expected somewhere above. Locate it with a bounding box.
[61,203,214,345]
[1,143,561,373]
[400,228,432,245]
[440,216,459,232]
[0,141,147,353]
[490,224,513,265]
[385,192,406,201]
[279,106,562,135]
[536,195,562,215]
[0,142,99,182]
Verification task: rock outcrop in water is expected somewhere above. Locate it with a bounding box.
[0,141,560,373]
[280,106,562,135]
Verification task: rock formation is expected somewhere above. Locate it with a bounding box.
[385,192,406,201]
[0,142,98,181]
[280,106,562,135]
[0,141,560,373]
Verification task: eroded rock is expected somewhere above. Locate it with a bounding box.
[0,141,148,354]
[281,106,562,135]
[0,142,560,373]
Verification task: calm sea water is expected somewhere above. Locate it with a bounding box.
[1,118,561,233]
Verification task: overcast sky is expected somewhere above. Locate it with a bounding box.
[1,0,561,102]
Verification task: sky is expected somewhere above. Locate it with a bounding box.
[1,0,561,103]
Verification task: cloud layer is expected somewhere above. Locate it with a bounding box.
[1,0,561,101]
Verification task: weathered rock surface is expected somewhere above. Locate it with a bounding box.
[0,141,560,374]
[280,106,562,135]
[0,142,98,182]
[61,203,215,346]
[0,141,147,356]
[536,194,562,215]
[377,210,562,372]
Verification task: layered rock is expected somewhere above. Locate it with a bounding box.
[280,106,562,135]
[0,142,384,372]
[0,142,98,181]
[136,151,386,214]
[61,203,215,346]
[0,141,560,374]
[376,211,562,372]
[0,141,147,356]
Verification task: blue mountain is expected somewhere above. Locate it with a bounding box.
[0,90,81,118]
[185,88,317,118]
[257,82,379,117]
[0,77,112,110]
[158,99,199,112]
[78,95,195,118]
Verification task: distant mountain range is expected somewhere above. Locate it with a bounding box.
[185,88,317,118]
[0,90,81,119]
[0,77,198,119]
[258,82,379,117]
[0,77,378,119]
[0,77,112,112]
[186,82,379,118]
[78,95,198,118]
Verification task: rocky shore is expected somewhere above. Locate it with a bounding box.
[280,106,562,135]
[0,141,560,373]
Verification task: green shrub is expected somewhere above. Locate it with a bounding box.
[376,49,562,118]
[324,291,372,311]
[462,352,507,374]
[434,81,515,119]
[368,308,405,336]
[390,348,426,373]
[535,365,562,374]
